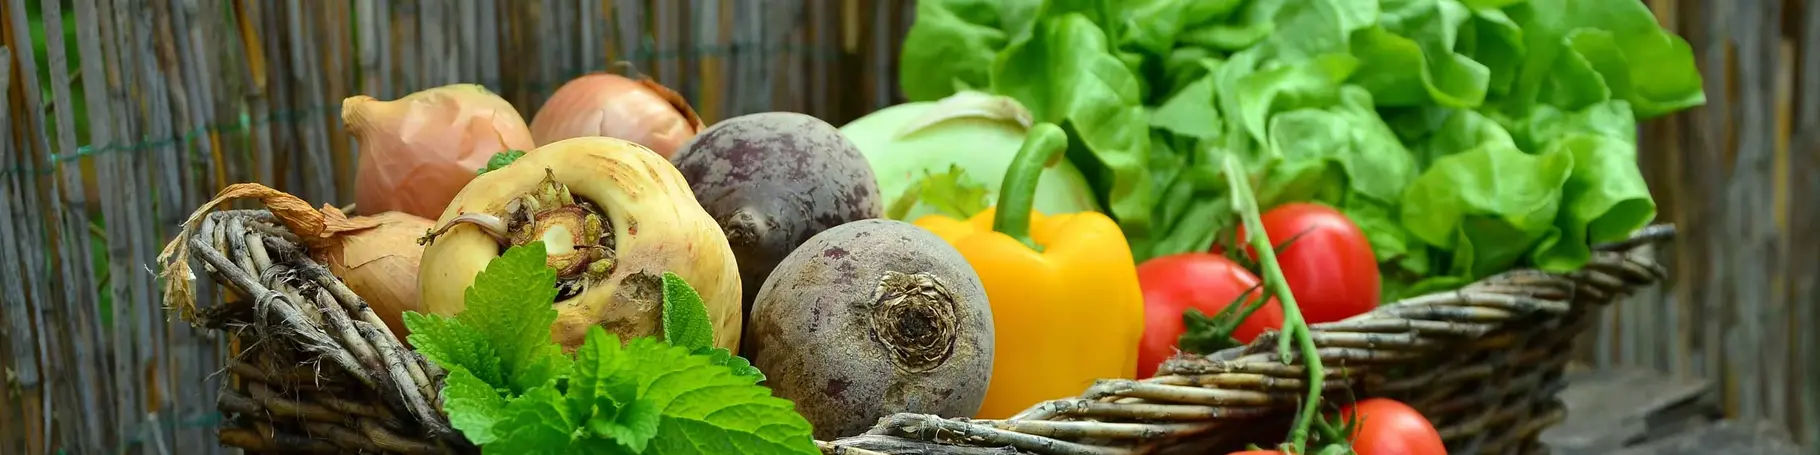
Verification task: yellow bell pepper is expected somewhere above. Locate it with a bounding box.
[913,123,1145,420]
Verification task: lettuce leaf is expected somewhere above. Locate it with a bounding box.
[896,0,1703,295]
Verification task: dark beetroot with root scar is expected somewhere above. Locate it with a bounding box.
[669,112,884,350]
[745,219,993,440]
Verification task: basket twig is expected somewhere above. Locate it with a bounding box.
[170,208,468,453]
[817,226,1677,455]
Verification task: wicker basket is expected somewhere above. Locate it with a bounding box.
[160,204,1673,455]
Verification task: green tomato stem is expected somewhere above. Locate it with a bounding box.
[991,122,1069,252]
[1222,155,1324,454]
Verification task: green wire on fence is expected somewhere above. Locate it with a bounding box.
[3,42,844,177]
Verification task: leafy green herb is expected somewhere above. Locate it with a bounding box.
[901,0,1705,295]
[886,164,994,220]
[478,149,528,175]
[661,271,714,351]
[403,244,815,454]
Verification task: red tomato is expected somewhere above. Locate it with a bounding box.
[1231,203,1380,324]
[1340,399,1446,455]
[1134,253,1285,378]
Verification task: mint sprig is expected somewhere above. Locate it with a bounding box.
[403,243,812,453]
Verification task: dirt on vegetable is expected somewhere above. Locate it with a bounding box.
[744,219,993,440]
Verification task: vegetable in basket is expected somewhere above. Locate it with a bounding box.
[913,122,1145,419]
[898,0,1706,301]
[157,183,428,340]
[1135,252,1282,379]
[669,112,884,338]
[1216,202,1380,324]
[1334,398,1446,455]
[417,137,743,351]
[345,84,536,220]
[745,219,995,440]
[403,242,819,453]
[840,90,1100,221]
[529,73,706,159]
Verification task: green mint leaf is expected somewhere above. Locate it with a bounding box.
[478,149,528,175]
[569,328,650,451]
[404,311,505,388]
[459,242,571,394]
[486,384,577,454]
[661,272,715,351]
[442,369,511,445]
[571,328,816,454]
[587,398,662,453]
[696,347,765,383]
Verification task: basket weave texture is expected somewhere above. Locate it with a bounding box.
[174,209,463,454]
[821,224,1675,455]
[168,205,1673,455]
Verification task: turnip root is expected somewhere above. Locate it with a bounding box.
[746,219,992,440]
[669,112,883,343]
[418,137,742,351]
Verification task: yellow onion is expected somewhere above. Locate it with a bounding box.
[528,74,705,159]
[345,84,536,220]
[418,137,742,351]
[156,183,428,341]
[322,211,433,338]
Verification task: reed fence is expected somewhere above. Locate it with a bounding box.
[0,0,1813,454]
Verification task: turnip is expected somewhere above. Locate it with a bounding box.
[670,112,884,336]
[418,137,744,351]
[745,219,994,440]
[841,91,1100,221]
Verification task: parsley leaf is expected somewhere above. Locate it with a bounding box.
[660,272,714,351]
[478,149,528,175]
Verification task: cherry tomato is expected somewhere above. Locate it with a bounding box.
[1340,399,1446,455]
[1231,203,1380,324]
[1134,253,1284,378]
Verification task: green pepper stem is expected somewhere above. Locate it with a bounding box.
[1222,155,1324,454]
[991,122,1069,252]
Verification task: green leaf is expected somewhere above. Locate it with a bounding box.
[887,164,994,220]
[697,347,767,383]
[487,384,578,454]
[898,0,1026,101]
[405,311,505,388]
[1177,309,1243,355]
[1347,0,1489,108]
[588,398,662,453]
[442,369,512,445]
[991,12,1155,237]
[570,329,817,455]
[479,150,528,175]
[661,272,715,351]
[1400,141,1575,280]
[1504,0,1704,118]
[458,242,571,394]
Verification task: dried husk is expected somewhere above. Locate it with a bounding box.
[159,183,426,343]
